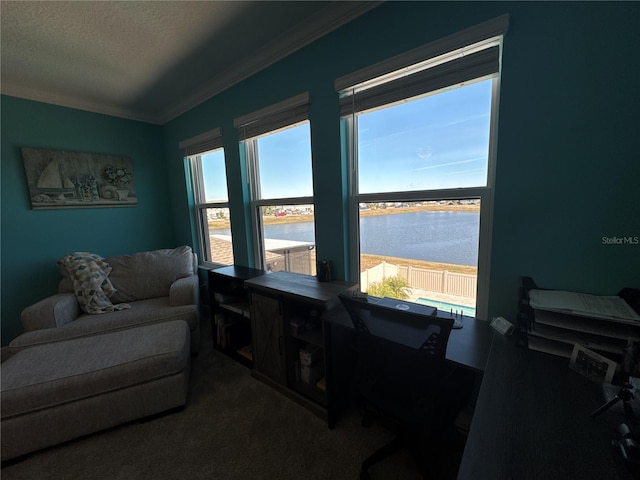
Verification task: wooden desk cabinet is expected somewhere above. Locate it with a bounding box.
[250,292,287,385]
[246,271,357,427]
[210,267,356,426]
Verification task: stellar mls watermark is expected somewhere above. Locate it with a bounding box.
[602,235,639,245]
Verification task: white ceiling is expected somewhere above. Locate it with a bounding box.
[1,1,378,124]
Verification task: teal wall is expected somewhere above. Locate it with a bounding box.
[163,1,640,322]
[2,2,639,344]
[1,96,173,344]
[488,2,640,313]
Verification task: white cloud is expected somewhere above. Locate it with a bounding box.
[413,157,484,171]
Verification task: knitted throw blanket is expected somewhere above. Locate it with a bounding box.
[57,252,131,314]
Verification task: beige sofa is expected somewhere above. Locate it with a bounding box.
[13,246,201,354]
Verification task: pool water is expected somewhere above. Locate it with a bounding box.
[416,298,476,317]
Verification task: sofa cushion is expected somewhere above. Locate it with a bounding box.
[108,246,194,302]
[1,321,190,420]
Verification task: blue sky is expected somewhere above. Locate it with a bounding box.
[256,124,313,199]
[201,79,492,201]
[200,123,312,203]
[201,149,228,202]
[358,79,492,193]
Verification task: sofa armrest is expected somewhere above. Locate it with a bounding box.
[169,275,198,307]
[1,346,19,363]
[20,293,81,332]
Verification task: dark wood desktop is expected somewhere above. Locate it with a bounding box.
[458,334,636,480]
[328,296,493,372]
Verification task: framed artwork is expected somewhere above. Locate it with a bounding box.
[21,147,138,209]
[569,344,617,384]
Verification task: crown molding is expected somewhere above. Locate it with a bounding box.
[1,81,161,124]
[151,1,381,124]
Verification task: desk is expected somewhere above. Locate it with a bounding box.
[325,298,493,429]
[327,298,493,372]
[458,334,635,480]
[442,313,492,372]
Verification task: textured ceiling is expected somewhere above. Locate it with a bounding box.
[1,1,378,124]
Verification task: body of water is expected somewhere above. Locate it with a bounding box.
[212,210,480,267]
[416,298,476,316]
[360,211,479,266]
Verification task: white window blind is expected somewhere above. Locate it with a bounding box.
[179,127,223,157]
[234,93,310,140]
[337,14,509,116]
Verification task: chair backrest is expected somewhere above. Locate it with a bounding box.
[338,293,454,426]
[338,293,453,358]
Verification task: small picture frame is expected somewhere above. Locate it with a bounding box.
[569,344,617,384]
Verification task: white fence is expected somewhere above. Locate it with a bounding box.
[360,262,477,299]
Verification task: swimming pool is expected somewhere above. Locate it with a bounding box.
[415,298,476,317]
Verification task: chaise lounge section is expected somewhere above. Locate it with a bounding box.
[1,320,191,462]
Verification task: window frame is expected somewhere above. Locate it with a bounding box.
[342,33,504,320]
[186,144,234,268]
[242,119,316,273]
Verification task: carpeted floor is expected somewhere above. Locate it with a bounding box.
[1,320,466,480]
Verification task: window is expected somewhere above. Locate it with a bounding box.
[235,94,316,275]
[338,15,508,319]
[182,128,234,266]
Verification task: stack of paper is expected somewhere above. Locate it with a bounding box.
[528,290,640,324]
[523,289,640,366]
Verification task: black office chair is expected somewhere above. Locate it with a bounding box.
[339,293,472,480]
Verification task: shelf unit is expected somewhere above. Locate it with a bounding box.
[285,303,327,407]
[208,265,266,368]
[245,270,357,427]
[518,277,640,379]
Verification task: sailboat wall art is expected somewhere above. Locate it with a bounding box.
[21,147,138,209]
